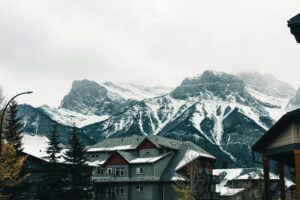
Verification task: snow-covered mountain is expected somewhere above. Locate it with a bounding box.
[17,70,299,168]
[102,81,172,100]
[40,105,109,128]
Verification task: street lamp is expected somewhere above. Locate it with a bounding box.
[288,13,300,43]
[0,91,33,158]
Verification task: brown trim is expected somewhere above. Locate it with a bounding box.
[294,150,300,199]
[104,152,129,165]
[278,163,285,200]
[261,144,300,156]
[262,156,270,200]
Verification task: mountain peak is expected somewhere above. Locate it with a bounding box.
[238,72,295,98]
[60,79,127,115]
[172,71,246,100]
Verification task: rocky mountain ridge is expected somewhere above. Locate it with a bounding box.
[17,70,299,167]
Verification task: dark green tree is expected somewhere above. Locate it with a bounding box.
[41,123,67,200]
[46,123,62,163]
[64,127,92,200]
[4,101,23,154]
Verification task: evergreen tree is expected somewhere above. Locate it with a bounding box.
[0,143,28,198]
[41,123,66,200]
[64,127,92,200]
[4,101,23,154]
[46,123,62,163]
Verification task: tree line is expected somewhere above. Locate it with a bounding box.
[0,99,93,199]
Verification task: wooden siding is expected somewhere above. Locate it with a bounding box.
[266,123,294,149]
[138,139,157,149]
[106,153,128,165]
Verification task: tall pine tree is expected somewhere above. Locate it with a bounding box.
[46,123,62,163]
[4,101,23,154]
[64,127,92,200]
[41,123,66,200]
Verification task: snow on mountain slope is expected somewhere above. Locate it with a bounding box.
[102,81,172,100]
[246,87,290,120]
[19,70,299,167]
[40,105,109,128]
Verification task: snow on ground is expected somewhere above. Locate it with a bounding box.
[102,82,172,100]
[22,133,66,162]
[22,133,49,159]
[41,105,109,128]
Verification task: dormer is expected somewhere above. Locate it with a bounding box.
[137,137,160,157]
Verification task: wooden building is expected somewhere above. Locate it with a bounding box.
[252,109,300,200]
[86,135,220,200]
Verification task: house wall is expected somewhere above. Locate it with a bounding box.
[163,183,178,200]
[93,164,130,178]
[153,154,173,177]
[140,148,160,157]
[130,183,160,200]
[131,164,153,178]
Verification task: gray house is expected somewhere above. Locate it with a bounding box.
[86,135,219,200]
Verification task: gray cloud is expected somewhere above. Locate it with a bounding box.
[0,0,300,107]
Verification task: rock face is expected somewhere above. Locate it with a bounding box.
[17,70,298,168]
[60,79,133,116]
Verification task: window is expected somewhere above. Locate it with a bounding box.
[115,186,125,195]
[115,168,120,176]
[97,168,101,174]
[107,168,113,175]
[136,167,144,175]
[115,168,125,176]
[108,187,113,194]
[100,168,104,175]
[136,185,144,192]
[120,168,125,176]
[120,186,124,194]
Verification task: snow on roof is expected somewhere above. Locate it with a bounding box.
[175,149,209,171]
[87,145,134,152]
[129,153,170,164]
[171,172,188,181]
[234,170,278,180]
[213,168,294,196]
[87,160,106,167]
[217,187,245,196]
[285,178,295,188]
[214,168,243,181]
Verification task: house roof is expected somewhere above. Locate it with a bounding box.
[86,135,183,152]
[87,135,216,182]
[213,168,295,196]
[252,109,300,153]
[288,13,300,26]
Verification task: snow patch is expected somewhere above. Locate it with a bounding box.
[41,105,109,128]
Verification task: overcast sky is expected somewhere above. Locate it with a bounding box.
[0,0,300,107]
